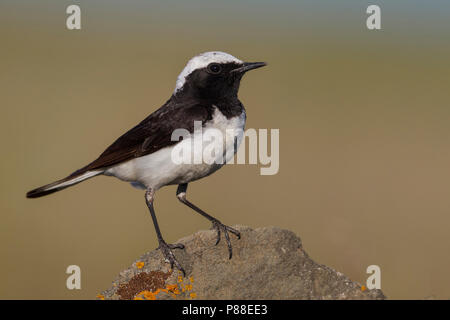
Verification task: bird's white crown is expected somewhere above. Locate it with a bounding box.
[174,51,243,93]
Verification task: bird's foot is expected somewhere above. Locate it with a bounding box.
[158,240,185,276]
[211,219,241,259]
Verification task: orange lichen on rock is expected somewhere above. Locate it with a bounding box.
[117,271,171,300]
[135,261,145,269]
[166,284,178,291]
[96,294,105,300]
[361,285,367,291]
[134,290,159,300]
[132,283,184,300]
[116,269,196,300]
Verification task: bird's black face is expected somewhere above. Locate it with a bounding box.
[181,61,266,101]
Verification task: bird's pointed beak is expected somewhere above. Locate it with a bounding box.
[231,62,267,74]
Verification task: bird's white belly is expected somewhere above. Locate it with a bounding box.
[105,107,246,190]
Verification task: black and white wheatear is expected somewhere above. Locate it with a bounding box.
[26,51,266,274]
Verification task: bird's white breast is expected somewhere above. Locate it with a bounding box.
[105,106,246,190]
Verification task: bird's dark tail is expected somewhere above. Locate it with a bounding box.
[26,168,103,199]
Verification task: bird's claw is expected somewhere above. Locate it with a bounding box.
[158,240,185,276]
[211,220,241,259]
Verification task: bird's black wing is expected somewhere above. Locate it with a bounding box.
[83,101,213,172]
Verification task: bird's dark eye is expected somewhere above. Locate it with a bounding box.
[207,63,222,74]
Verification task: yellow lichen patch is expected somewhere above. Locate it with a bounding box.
[135,261,145,269]
[166,284,178,292]
[132,283,186,300]
[121,271,195,300]
[190,292,197,299]
[166,283,181,295]
[189,276,194,283]
[117,271,172,300]
[172,287,181,295]
[134,290,158,300]
[361,285,367,291]
[96,294,105,300]
[146,290,159,300]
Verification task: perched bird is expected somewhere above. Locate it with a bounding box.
[26,51,266,274]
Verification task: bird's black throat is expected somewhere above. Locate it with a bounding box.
[172,61,246,119]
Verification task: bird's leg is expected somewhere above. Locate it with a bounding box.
[145,189,185,275]
[176,183,241,259]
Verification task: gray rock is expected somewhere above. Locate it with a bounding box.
[100,226,385,300]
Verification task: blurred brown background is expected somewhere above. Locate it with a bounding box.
[1,0,449,299]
